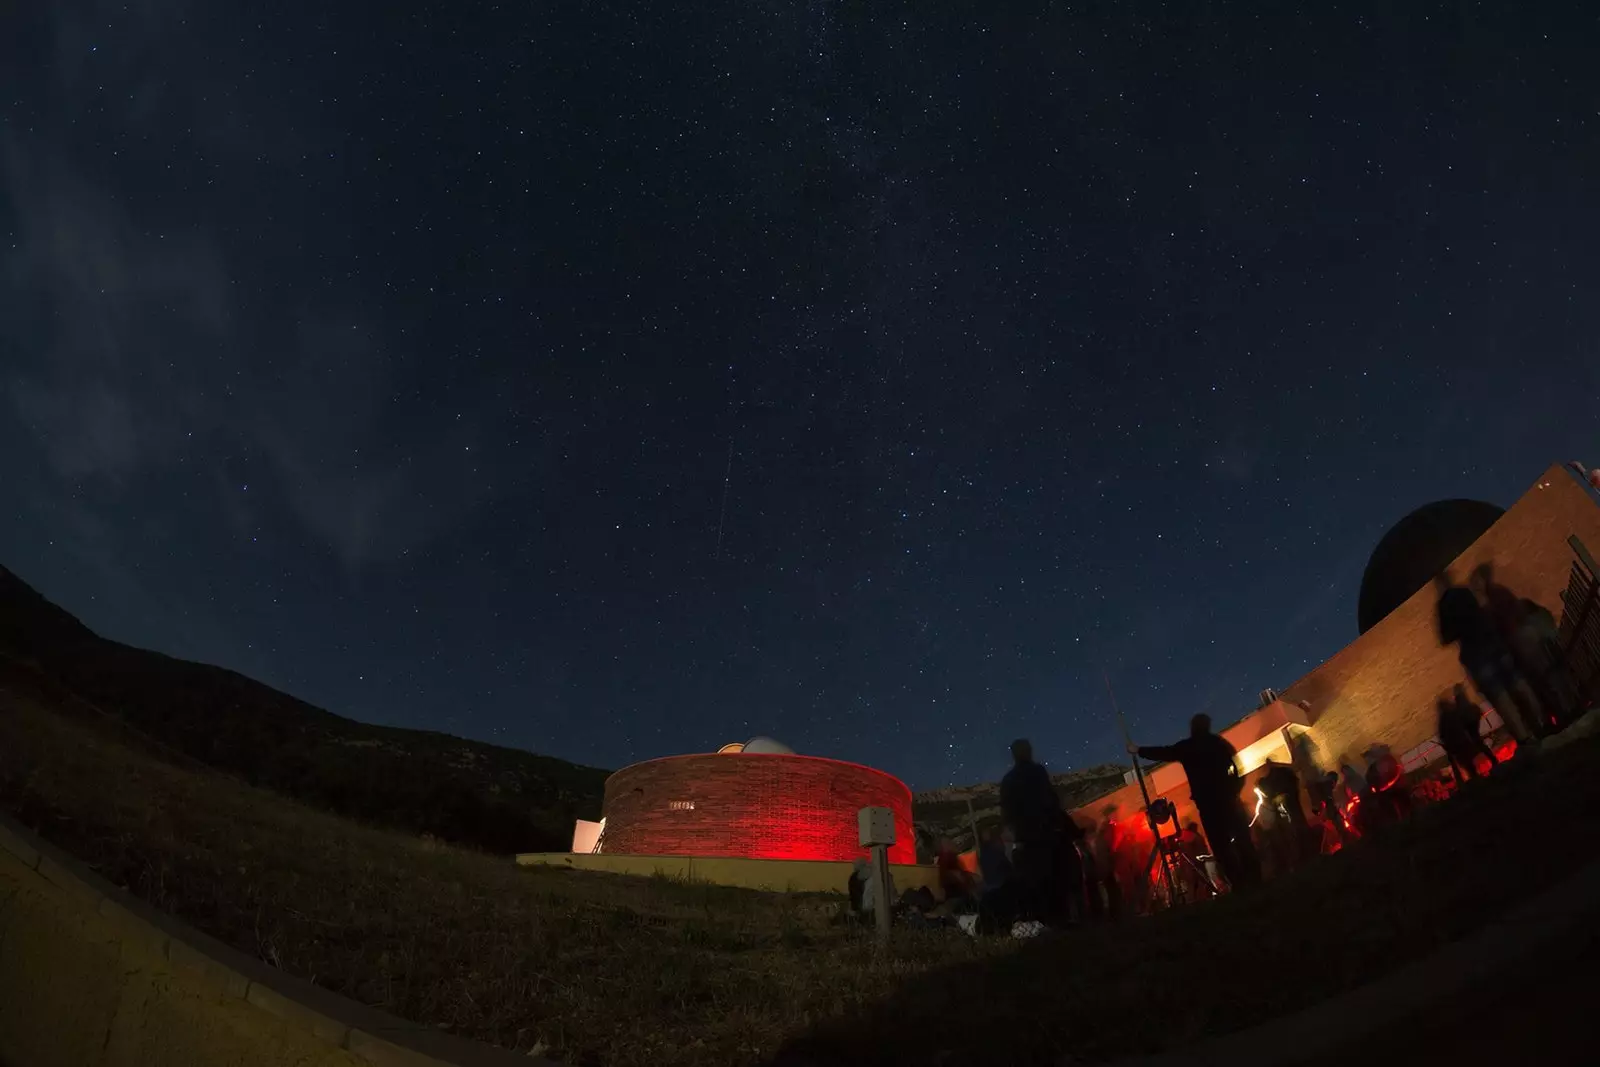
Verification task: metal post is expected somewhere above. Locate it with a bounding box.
[1105,669,1180,906]
[871,843,892,942]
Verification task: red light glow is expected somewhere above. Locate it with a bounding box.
[600,753,916,864]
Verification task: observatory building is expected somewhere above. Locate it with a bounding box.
[1076,462,1600,833]
[571,736,917,865]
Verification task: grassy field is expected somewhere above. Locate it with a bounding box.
[0,685,1005,1065]
[5,680,1600,1066]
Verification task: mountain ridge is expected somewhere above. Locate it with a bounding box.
[1,563,1136,861]
[0,563,608,854]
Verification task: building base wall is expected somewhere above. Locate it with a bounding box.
[516,851,943,898]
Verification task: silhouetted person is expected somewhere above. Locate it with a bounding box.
[1131,715,1262,890]
[1000,738,1062,921]
[1259,761,1306,827]
[934,838,975,903]
[1474,562,1573,728]
[1259,759,1312,866]
[1362,743,1411,826]
[1521,596,1579,721]
[976,823,1012,890]
[1436,572,1543,748]
[1437,684,1497,784]
[1089,809,1124,919]
[1473,563,1555,727]
[1053,812,1087,923]
[1078,822,1105,920]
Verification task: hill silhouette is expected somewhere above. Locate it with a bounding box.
[0,564,607,853]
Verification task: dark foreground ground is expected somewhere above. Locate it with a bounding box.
[777,732,1600,1066]
[1296,921,1600,1067]
[4,663,1600,1066]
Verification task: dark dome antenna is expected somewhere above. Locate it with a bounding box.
[1356,499,1504,633]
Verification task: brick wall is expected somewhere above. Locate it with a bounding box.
[601,754,916,864]
[1283,465,1600,770]
[1069,465,1600,831]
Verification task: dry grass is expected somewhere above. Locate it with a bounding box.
[0,692,1001,1065]
[5,683,1600,1066]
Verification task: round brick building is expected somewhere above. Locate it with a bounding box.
[599,744,915,864]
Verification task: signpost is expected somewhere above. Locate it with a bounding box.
[857,806,896,942]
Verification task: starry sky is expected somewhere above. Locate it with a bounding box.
[3,3,1598,790]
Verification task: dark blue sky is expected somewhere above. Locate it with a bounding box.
[3,3,1597,790]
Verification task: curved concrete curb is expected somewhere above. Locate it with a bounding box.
[0,813,559,1067]
[1117,856,1600,1065]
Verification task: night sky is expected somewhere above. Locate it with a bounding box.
[4,4,1598,790]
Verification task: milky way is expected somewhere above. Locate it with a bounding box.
[3,3,1597,788]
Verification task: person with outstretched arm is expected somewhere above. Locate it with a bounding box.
[1128,714,1262,890]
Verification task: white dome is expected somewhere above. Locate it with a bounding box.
[741,736,794,755]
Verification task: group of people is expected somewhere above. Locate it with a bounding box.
[1436,562,1576,750]
[844,562,1586,934]
[941,727,1262,933]
[866,739,1112,936]
[912,724,1256,935]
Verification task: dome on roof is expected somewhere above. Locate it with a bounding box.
[741,736,795,755]
[1357,498,1504,633]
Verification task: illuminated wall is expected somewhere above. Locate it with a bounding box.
[601,753,916,864]
[1281,464,1600,770]
[1071,463,1600,831]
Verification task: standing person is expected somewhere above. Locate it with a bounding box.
[1258,760,1311,868]
[1521,596,1580,723]
[1473,563,1565,729]
[1436,572,1543,748]
[1053,813,1087,924]
[1437,684,1497,784]
[999,738,1062,921]
[1091,808,1124,919]
[1338,763,1373,835]
[1079,822,1106,920]
[1304,766,1349,847]
[1129,715,1262,890]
